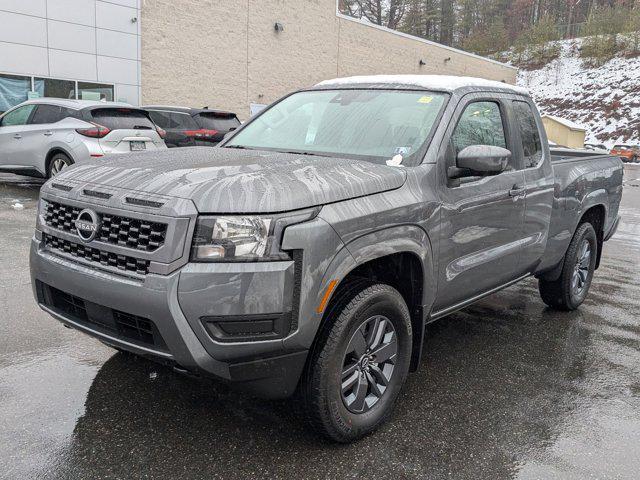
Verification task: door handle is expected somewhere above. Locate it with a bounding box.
[509,185,526,197]
[13,134,22,139]
[44,131,53,136]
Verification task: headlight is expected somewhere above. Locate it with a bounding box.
[190,209,319,262]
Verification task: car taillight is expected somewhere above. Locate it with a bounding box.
[76,123,110,138]
[201,129,218,138]
[156,126,166,139]
[185,129,218,139]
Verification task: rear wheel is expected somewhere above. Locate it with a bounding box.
[302,282,412,443]
[539,222,597,310]
[47,152,73,178]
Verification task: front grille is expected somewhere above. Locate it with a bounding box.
[113,311,156,345]
[42,284,167,351]
[51,288,88,321]
[43,201,80,234]
[44,234,150,275]
[99,213,167,251]
[43,200,168,252]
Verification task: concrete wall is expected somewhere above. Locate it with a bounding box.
[141,0,517,119]
[542,117,586,148]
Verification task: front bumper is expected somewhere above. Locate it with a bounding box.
[30,238,307,399]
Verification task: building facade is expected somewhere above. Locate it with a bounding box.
[542,115,586,149]
[0,0,517,119]
[0,0,141,113]
[141,0,517,119]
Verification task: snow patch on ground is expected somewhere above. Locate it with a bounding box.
[516,39,640,147]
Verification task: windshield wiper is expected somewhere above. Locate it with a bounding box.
[224,145,253,150]
[282,150,323,157]
[133,125,152,130]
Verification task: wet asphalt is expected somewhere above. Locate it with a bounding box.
[1,166,639,480]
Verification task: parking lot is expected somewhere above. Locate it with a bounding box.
[1,165,639,479]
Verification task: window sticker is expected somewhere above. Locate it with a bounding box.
[394,146,411,155]
[417,96,433,104]
[386,154,404,166]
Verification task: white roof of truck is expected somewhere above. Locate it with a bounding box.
[317,75,529,94]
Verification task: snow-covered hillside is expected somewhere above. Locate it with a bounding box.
[516,39,640,147]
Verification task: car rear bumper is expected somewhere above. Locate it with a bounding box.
[30,237,307,399]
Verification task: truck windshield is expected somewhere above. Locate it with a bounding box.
[225,89,448,166]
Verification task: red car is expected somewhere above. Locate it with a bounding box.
[610,144,639,163]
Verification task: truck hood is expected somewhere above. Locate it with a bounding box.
[57,147,407,213]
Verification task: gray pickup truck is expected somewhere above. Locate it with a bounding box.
[30,75,623,442]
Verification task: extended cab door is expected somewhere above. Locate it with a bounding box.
[510,100,554,273]
[433,94,527,313]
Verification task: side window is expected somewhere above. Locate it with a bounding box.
[148,111,174,129]
[452,101,507,154]
[512,101,543,168]
[30,105,65,125]
[0,104,36,127]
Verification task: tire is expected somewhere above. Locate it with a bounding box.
[302,282,412,443]
[47,152,73,178]
[539,222,597,310]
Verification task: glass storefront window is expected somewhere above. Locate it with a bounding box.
[0,74,31,114]
[0,75,117,113]
[34,78,76,100]
[78,82,114,102]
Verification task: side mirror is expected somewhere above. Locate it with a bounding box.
[449,145,511,178]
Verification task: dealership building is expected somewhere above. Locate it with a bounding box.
[0,0,517,118]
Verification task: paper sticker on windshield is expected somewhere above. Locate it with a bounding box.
[417,96,433,104]
[386,155,404,167]
[395,146,411,155]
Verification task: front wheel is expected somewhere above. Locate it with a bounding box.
[47,153,73,178]
[302,282,412,443]
[539,222,597,310]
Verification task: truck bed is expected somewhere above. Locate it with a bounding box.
[540,148,624,273]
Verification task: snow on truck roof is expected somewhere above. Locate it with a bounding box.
[316,75,529,94]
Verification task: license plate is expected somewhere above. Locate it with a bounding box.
[130,141,146,151]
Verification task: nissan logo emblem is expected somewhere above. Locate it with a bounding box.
[75,209,100,242]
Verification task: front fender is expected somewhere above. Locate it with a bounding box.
[340,225,436,311]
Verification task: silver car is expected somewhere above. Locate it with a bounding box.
[0,98,167,178]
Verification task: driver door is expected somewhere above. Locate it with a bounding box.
[0,104,37,168]
[433,94,527,313]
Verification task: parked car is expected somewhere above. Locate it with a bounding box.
[144,106,240,147]
[610,144,639,163]
[584,142,608,153]
[0,98,167,178]
[31,76,623,442]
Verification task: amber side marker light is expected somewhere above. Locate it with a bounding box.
[316,279,338,314]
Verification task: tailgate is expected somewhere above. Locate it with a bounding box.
[89,107,165,153]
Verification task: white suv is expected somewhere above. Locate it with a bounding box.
[0,98,167,178]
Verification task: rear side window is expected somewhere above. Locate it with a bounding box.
[1,104,36,126]
[513,101,542,168]
[172,113,199,130]
[148,110,173,129]
[30,105,72,125]
[195,113,240,131]
[452,101,507,153]
[90,108,155,130]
